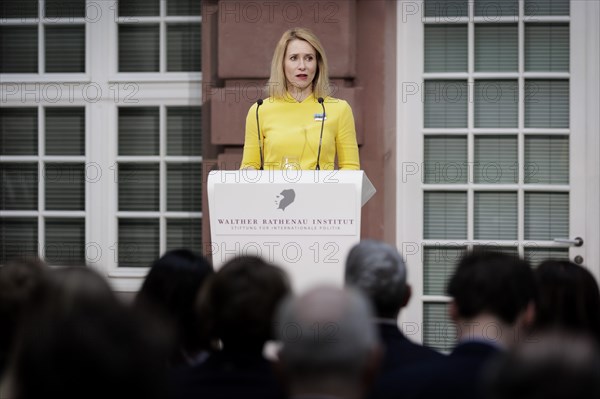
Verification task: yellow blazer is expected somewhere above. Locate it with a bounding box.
[240,93,360,170]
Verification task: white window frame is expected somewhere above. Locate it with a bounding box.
[92,1,203,292]
[396,0,600,344]
[1,1,203,293]
[0,107,90,266]
[0,0,90,82]
[109,0,202,82]
[104,102,203,289]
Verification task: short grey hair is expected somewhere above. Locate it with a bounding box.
[345,239,408,317]
[275,286,379,381]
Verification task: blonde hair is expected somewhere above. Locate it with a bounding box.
[267,28,331,99]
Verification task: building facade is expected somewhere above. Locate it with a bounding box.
[1,0,598,346]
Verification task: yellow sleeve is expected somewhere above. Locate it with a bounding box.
[240,103,262,169]
[336,101,360,170]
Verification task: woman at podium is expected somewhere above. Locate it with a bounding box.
[240,28,360,171]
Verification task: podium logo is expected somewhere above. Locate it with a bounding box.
[275,189,296,211]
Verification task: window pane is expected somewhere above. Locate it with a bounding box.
[525,247,570,266]
[525,0,570,17]
[525,80,569,128]
[423,303,456,352]
[44,0,85,18]
[424,192,467,239]
[474,192,518,240]
[167,24,201,72]
[0,0,38,18]
[424,81,468,128]
[524,192,569,240]
[424,136,467,184]
[118,107,159,156]
[167,107,202,156]
[0,218,38,264]
[474,136,518,184]
[46,108,85,156]
[0,26,38,73]
[0,163,38,210]
[423,246,465,296]
[475,0,517,17]
[424,0,468,18]
[119,0,159,16]
[475,24,518,72]
[119,25,159,72]
[474,80,518,128]
[45,218,85,265]
[525,136,569,184]
[45,25,85,73]
[44,163,85,211]
[168,0,202,16]
[424,25,467,73]
[525,24,569,72]
[118,219,159,267]
[167,163,202,212]
[118,164,159,211]
[0,108,38,156]
[167,219,202,253]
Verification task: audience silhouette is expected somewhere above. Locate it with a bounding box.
[344,240,443,398]
[8,267,170,399]
[533,259,600,343]
[484,331,600,399]
[135,249,214,367]
[0,257,46,380]
[170,255,290,399]
[276,285,381,399]
[0,247,598,399]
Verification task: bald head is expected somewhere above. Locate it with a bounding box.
[345,240,408,318]
[276,286,379,385]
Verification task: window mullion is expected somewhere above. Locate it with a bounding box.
[84,101,91,266]
[467,1,474,245]
[160,0,166,73]
[518,0,525,257]
[159,105,167,255]
[38,105,45,259]
[42,211,86,218]
[38,3,45,74]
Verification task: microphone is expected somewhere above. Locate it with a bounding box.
[256,99,264,170]
[315,97,325,170]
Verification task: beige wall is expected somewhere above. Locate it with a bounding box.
[202,0,397,248]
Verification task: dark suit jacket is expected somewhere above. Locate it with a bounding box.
[368,322,444,399]
[169,350,286,399]
[415,341,502,399]
[377,322,444,372]
[372,340,501,399]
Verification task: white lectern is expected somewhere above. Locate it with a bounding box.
[207,170,376,292]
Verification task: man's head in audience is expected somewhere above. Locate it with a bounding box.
[276,286,381,399]
[447,250,536,347]
[10,267,170,399]
[345,239,410,319]
[199,256,290,352]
